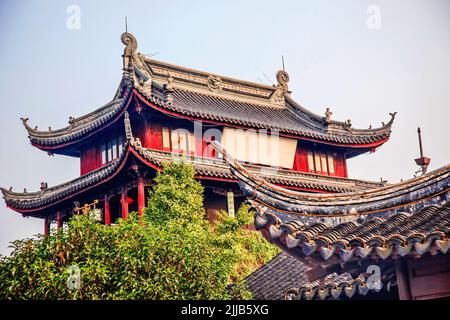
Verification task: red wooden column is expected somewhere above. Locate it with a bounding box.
[104,194,111,225]
[56,211,63,230]
[395,258,412,300]
[137,177,145,217]
[343,157,348,178]
[44,216,50,236]
[121,189,129,220]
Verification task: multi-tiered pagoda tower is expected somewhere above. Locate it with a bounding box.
[1,33,396,234]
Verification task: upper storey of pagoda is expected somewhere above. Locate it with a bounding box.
[21,32,396,157]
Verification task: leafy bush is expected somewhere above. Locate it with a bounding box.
[0,161,279,299]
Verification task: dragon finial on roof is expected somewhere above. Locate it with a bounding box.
[121,32,138,55]
[120,32,152,94]
[270,70,290,105]
[121,32,138,73]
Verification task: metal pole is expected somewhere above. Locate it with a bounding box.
[417,127,424,158]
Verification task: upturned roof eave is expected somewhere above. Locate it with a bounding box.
[22,82,133,153]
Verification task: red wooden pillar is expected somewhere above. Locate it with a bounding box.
[56,211,63,230]
[104,194,111,225]
[137,177,145,217]
[343,156,348,178]
[395,258,412,300]
[44,216,50,236]
[121,190,129,220]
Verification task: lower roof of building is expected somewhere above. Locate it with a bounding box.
[244,252,310,300]
[1,116,384,215]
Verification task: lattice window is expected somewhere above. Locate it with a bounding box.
[307,150,336,176]
[100,135,124,165]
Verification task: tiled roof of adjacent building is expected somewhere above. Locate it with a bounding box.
[285,262,397,300]
[209,141,450,264]
[273,203,450,262]
[244,245,398,300]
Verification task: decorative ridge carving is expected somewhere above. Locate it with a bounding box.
[124,111,134,142]
[324,107,332,123]
[387,112,397,127]
[325,111,397,135]
[121,32,138,73]
[20,117,35,133]
[121,32,152,95]
[270,70,290,105]
[40,182,48,192]
[207,75,223,93]
[145,58,275,90]
[144,58,278,103]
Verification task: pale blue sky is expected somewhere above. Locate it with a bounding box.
[0,0,449,255]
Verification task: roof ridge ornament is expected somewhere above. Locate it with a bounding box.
[165,73,175,92]
[381,112,397,128]
[121,32,152,94]
[20,117,37,133]
[207,75,223,93]
[345,119,352,129]
[324,107,333,123]
[40,182,48,192]
[388,112,397,126]
[270,70,290,105]
[121,32,138,73]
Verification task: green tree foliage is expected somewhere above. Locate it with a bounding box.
[0,161,279,299]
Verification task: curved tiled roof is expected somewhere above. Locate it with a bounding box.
[286,264,396,300]
[262,203,450,263]
[148,88,393,146]
[22,32,395,151]
[132,81,394,149]
[1,143,383,214]
[0,140,380,214]
[142,54,395,146]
